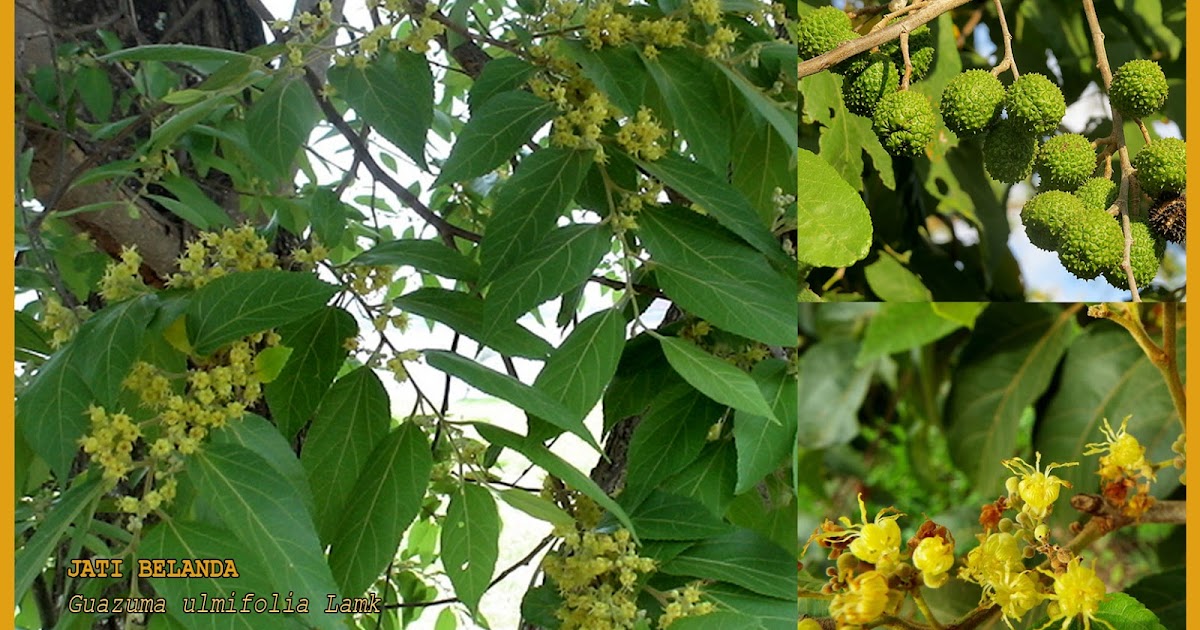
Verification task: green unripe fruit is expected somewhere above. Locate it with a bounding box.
[1109,60,1169,119]
[842,55,900,117]
[1133,138,1187,197]
[872,90,936,157]
[1074,177,1117,212]
[940,70,1005,136]
[1057,206,1125,280]
[1004,73,1066,134]
[1022,190,1084,251]
[1036,134,1096,191]
[1102,220,1164,289]
[983,119,1037,183]
[798,7,856,60]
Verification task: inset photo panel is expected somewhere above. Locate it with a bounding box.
[797,1,1186,302]
[796,302,1185,628]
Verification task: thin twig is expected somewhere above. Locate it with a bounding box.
[989,0,1018,78]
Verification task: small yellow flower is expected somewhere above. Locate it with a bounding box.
[960,531,1023,588]
[1002,452,1077,520]
[1085,416,1153,481]
[829,570,889,625]
[1039,558,1112,630]
[912,535,954,588]
[991,570,1043,626]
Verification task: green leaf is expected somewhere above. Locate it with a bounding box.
[17,340,92,478]
[864,253,931,301]
[76,65,114,121]
[931,302,987,329]
[15,310,51,358]
[469,57,538,113]
[731,113,793,223]
[309,188,347,247]
[253,345,293,383]
[329,423,433,597]
[1036,322,1185,519]
[189,443,343,630]
[328,50,433,168]
[15,474,104,601]
[354,239,480,283]
[70,294,158,406]
[435,90,555,185]
[425,350,601,452]
[495,488,575,529]
[660,529,795,600]
[1124,568,1185,629]
[559,41,647,115]
[705,583,799,629]
[300,367,393,543]
[795,148,872,267]
[149,97,228,155]
[666,613,766,630]
[1090,593,1167,630]
[158,174,234,230]
[393,288,552,359]
[638,207,793,347]
[245,75,320,181]
[856,303,965,366]
[141,520,296,630]
[483,224,611,336]
[711,62,796,152]
[211,414,315,516]
[659,337,777,421]
[479,147,593,284]
[733,360,798,494]
[533,308,626,419]
[265,306,358,440]
[624,383,726,507]
[186,270,337,355]
[628,491,733,541]
[638,155,788,267]
[947,304,1079,494]
[797,340,875,449]
[662,440,738,517]
[100,45,258,64]
[475,423,637,538]
[641,48,729,172]
[441,484,501,615]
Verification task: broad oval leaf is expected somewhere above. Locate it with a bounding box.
[328,50,433,169]
[300,367,393,542]
[797,339,875,450]
[189,443,343,630]
[532,308,627,423]
[353,239,480,283]
[265,306,358,440]
[946,304,1080,494]
[640,48,730,173]
[624,383,727,508]
[628,491,733,541]
[659,529,796,600]
[440,484,501,615]
[479,147,593,284]
[425,350,601,452]
[186,270,337,355]
[483,224,611,337]
[328,423,434,597]
[14,474,104,601]
[211,414,315,516]
[393,288,552,359]
[638,207,793,347]
[434,90,555,185]
[796,148,872,267]
[733,359,798,494]
[245,75,320,181]
[659,337,778,421]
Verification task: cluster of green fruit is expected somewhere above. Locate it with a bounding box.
[799,5,1186,289]
[797,6,938,157]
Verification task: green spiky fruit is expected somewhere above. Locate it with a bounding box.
[1057,206,1125,280]
[939,70,1005,136]
[842,55,900,117]
[1133,138,1187,197]
[1004,73,1066,134]
[1102,220,1164,289]
[1148,192,1186,243]
[1109,60,1169,119]
[983,119,1037,183]
[1036,134,1096,192]
[1022,190,1085,251]
[872,90,936,157]
[882,26,934,79]
[1074,177,1117,212]
[798,7,856,60]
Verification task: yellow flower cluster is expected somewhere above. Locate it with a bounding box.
[690,0,721,25]
[656,582,716,628]
[80,406,141,484]
[99,247,149,302]
[346,264,397,295]
[1084,417,1157,519]
[385,349,422,383]
[38,295,85,348]
[290,241,330,271]
[614,107,668,161]
[168,225,278,289]
[1001,453,1077,526]
[703,27,738,60]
